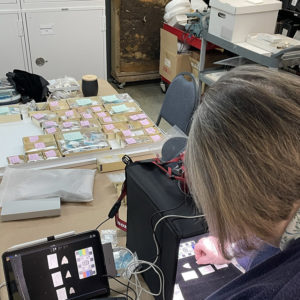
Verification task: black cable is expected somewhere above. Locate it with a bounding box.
[104,275,137,300]
[95,217,110,230]
[109,287,134,300]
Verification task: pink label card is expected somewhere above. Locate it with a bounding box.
[92,106,102,112]
[65,110,74,117]
[45,150,57,158]
[122,129,132,137]
[9,156,21,164]
[125,138,137,145]
[34,142,46,149]
[44,121,57,127]
[50,101,58,107]
[129,115,139,121]
[104,124,115,131]
[46,127,56,134]
[151,135,161,142]
[82,113,92,119]
[29,136,39,142]
[97,112,107,118]
[28,153,42,161]
[32,113,45,120]
[140,119,150,126]
[137,113,147,119]
[146,127,156,134]
[63,122,72,128]
[103,117,113,123]
[80,120,90,127]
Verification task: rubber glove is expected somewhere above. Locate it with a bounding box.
[194,236,230,265]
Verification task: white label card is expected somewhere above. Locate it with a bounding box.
[56,287,67,300]
[199,265,215,275]
[182,270,198,281]
[173,284,185,300]
[47,253,58,270]
[214,264,228,270]
[52,271,63,288]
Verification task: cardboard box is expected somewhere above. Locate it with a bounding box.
[189,49,234,80]
[35,102,49,111]
[97,153,157,173]
[26,152,45,162]
[97,154,125,173]
[118,128,146,140]
[189,56,200,80]
[79,119,102,130]
[117,135,160,148]
[0,105,22,123]
[209,0,281,43]
[55,129,110,156]
[104,102,142,116]
[76,105,105,115]
[7,155,27,165]
[57,109,81,121]
[58,120,82,132]
[102,122,129,140]
[23,134,58,154]
[98,114,128,125]
[30,111,59,127]
[43,149,62,160]
[100,93,135,104]
[159,28,192,82]
[67,97,101,109]
[48,100,70,111]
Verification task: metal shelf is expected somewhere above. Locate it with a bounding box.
[198,31,300,90]
[199,68,229,86]
[202,32,281,68]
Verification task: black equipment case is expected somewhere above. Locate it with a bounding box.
[125,161,207,300]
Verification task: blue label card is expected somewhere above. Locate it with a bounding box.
[76,98,92,106]
[112,104,129,113]
[0,106,9,115]
[102,95,120,103]
[63,131,84,141]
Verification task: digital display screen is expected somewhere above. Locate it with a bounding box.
[2,231,109,300]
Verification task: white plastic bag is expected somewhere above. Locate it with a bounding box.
[0,168,96,207]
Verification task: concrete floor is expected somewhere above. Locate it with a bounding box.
[110,79,171,132]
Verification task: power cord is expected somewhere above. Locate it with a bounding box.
[116,214,205,300]
[0,282,6,290]
[148,200,186,262]
[104,275,137,300]
[96,217,110,230]
[152,214,205,266]
[109,287,134,300]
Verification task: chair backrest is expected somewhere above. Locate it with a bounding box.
[156,72,199,135]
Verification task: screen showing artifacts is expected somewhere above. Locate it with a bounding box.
[2,231,109,300]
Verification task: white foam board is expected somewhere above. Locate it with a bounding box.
[1,197,61,221]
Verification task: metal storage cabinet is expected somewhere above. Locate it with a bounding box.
[0,12,28,75]
[0,0,107,80]
[111,0,169,88]
[25,8,107,79]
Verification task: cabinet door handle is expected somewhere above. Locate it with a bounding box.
[218,12,226,19]
[35,57,48,66]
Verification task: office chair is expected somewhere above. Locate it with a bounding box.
[156,72,199,135]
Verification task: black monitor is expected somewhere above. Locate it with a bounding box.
[2,230,109,300]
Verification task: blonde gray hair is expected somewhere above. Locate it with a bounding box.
[185,65,300,258]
